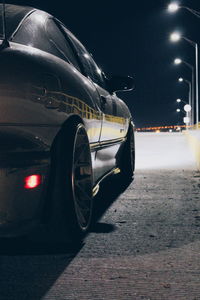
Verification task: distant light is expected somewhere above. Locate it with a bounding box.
[24,175,41,189]
[169,129,173,132]
[177,126,181,131]
[176,98,181,102]
[176,108,181,112]
[174,58,182,65]
[183,116,190,124]
[170,32,181,42]
[184,104,191,112]
[155,130,160,133]
[178,77,183,82]
[168,2,180,13]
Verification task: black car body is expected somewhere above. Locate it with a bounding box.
[0,4,135,239]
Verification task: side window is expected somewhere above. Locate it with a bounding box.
[12,12,81,71]
[63,29,106,88]
[45,19,81,71]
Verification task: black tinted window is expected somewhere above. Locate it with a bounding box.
[65,30,105,88]
[12,12,80,70]
[45,19,80,70]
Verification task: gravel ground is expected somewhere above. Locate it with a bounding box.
[0,132,200,300]
[43,169,200,300]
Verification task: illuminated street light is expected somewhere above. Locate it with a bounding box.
[170,33,199,127]
[176,107,190,129]
[174,58,182,65]
[168,2,179,13]
[173,58,195,125]
[167,2,200,18]
[183,116,190,125]
[170,32,181,42]
[184,104,192,112]
[178,77,192,126]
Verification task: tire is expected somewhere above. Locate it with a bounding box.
[119,124,135,184]
[48,121,93,243]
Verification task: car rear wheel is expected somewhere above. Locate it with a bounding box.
[48,122,93,243]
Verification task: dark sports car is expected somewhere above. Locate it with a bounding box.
[0,4,135,241]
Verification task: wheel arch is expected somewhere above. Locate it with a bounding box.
[50,114,84,156]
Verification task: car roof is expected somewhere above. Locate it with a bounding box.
[0,4,36,38]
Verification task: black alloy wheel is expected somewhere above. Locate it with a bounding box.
[47,122,93,242]
[71,124,93,232]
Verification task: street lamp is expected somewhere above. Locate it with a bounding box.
[167,2,200,18]
[184,104,192,113]
[170,32,199,127]
[174,58,182,65]
[178,77,192,125]
[173,57,195,125]
[168,2,179,13]
[170,31,181,42]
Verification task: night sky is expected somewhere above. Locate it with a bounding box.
[7,0,200,127]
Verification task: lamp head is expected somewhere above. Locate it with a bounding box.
[184,104,191,112]
[168,2,180,13]
[178,77,183,82]
[170,32,181,42]
[174,58,182,65]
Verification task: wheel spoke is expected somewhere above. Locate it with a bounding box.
[74,180,92,207]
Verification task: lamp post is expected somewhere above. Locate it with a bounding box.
[170,32,199,128]
[178,77,192,125]
[168,2,200,18]
[174,58,195,125]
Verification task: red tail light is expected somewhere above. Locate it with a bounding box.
[24,175,41,189]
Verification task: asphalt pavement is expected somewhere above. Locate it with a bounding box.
[0,132,200,300]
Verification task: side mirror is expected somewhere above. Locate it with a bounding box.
[107,75,134,93]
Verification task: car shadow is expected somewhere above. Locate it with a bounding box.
[91,174,132,222]
[0,174,133,300]
[0,237,83,300]
[90,174,133,233]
